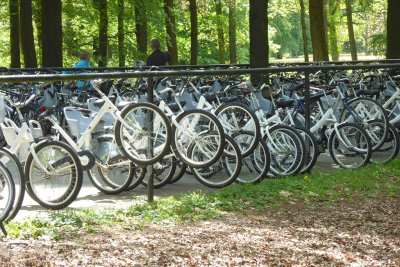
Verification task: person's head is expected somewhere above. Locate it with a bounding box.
[79,50,91,61]
[150,39,161,51]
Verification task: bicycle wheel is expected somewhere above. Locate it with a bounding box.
[328,122,372,169]
[87,160,135,195]
[370,122,400,164]
[236,137,270,184]
[25,140,83,210]
[141,156,177,189]
[215,102,261,157]
[125,166,146,191]
[115,102,172,165]
[264,124,305,177]
[340,97,389,150]
[168,160,187,184]
[0,162,15,222]
[89,134,135,194]
[172,109,225,168]
[0,147,24,222]
[190,135,242,188]
[294,126,319,174]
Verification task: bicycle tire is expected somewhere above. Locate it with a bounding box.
[264,124,305,177]
[0,162,15,222]
[328,122,372,169]
[115,102,172,165]
[125,166,146,191]
[190,134,242,188]
[140,156,177,189]
[215,102,261,157]
[25,140,83,210]
[370,122,400,164]
[0,147,25,222]
[172,109,225,168]
[340,97,389,150]
[237,137,270,184]
[87,160,135,195]
[169,160,187,184]
[294,126,319,174]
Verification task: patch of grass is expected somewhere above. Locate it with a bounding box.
[4,158,400,240]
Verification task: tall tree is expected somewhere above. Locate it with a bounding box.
[387,0,400,58]
[328,0,340,61]
[32,0,42,66]
[98,0,108,66]
[299,0,309,62]
[19,0,37,67]
[9,0,20,68]
[345,0,357,60]
[228,0,237,64]
[41,0,62,67]
[117,0,125,67]
[215,0,225,64]
[309,0,329,61]
[164,0,178,65]
[189,0,198,65]
[249,0,268,83]
[135,0,148,61]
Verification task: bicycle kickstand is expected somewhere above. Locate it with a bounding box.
[0,221,7,237]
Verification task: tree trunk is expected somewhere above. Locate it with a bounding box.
[164,0,178,65]
[228,0,237,64]
[345,0,357,60]
[387,0,400,59]
[135,0,147,61]
[19,0,37,68]
[64,0,74,57]
[328,0,339,61]
[309,0,329,61]
[32,0,42,66]
[118,0,125,67]
[189,0,198,65]
[9,0,20,68]
[323,0,328,48]
[41,0,62,67]
[299,0,309,62]
[215,0,225,64]
[98,0,108,67]
[249,0,268,84]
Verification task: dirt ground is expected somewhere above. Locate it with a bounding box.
[1,196,399,266]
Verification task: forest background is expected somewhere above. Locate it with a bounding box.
[0,0,393,68]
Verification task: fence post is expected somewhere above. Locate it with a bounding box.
[146,76,154,202]
[304,70,311,130]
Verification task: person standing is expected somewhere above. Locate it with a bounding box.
[63,50,93,93]
[146,39,171,66]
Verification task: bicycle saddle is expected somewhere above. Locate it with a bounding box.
[350,89,381,98]
[167,100,186,112]
[203,93,217,103]
[38,105,57,119]
[275,98,295,108]
[220,96,238,103]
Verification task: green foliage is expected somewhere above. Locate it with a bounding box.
[0,0,390,67]
[5,158,400,240]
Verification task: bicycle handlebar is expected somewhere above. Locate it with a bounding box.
[3,94,36,109]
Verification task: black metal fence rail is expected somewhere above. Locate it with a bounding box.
[2,58,400,74]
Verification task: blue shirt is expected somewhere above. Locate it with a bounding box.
[63,59,92,90]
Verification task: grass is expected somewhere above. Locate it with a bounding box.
[4,158,400,240]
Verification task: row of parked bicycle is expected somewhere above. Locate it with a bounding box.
[0,67,399,226]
